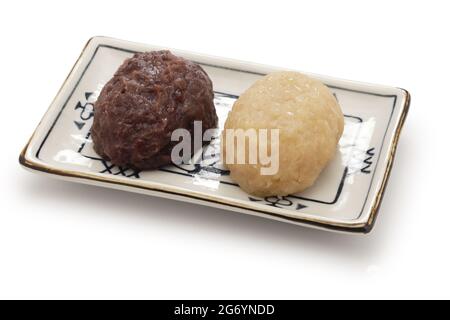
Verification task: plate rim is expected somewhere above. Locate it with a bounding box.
[18,36,411,234]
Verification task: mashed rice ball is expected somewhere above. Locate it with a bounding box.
[222,71,344,197]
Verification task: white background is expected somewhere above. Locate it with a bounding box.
[1,0,449,299]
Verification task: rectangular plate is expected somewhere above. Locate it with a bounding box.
[19,36,410,234]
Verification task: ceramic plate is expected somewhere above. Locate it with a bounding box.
[19,36,410,234]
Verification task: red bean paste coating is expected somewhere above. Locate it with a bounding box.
[91,51,218,170]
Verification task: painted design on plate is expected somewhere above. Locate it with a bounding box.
[361,147,375,174]
[74,92,95,130]
[249,196,308,210]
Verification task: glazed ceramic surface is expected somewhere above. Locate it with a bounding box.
[19,36,410,234]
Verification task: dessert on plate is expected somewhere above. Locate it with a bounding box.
[222,71,344,197]
[92,53,343,197]
[91,50,218,170]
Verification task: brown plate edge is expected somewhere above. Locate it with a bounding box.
[363,88,411,233]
